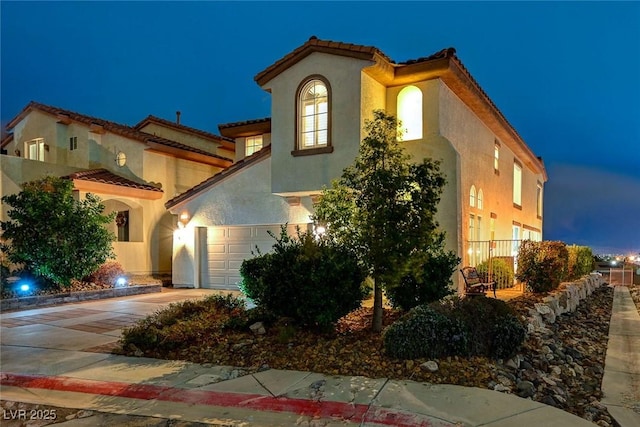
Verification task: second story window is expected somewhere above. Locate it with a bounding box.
[69,136,77,151]
[298,78,329,150]
[513,161,522,207]
[397,85,423,141]
[536,183,543,218]
[26,138,45,161]
[470,185,476,207]
[494,141,500,173]
[245,135,263,156]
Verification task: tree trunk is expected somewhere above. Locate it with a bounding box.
[372,277,384,332]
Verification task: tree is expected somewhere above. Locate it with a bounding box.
[313,110,450,331]
[1,176,115,287]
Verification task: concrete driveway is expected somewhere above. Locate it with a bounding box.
[0,288,233,353]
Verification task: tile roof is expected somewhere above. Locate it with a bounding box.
[165,145,272,209]
[218,117,271,130]
[255,36,392,86]
[218,117,271,139]
[64,169,163,193]
[134,115,235,146]
[6,102,233,165]
[1,133,13,148]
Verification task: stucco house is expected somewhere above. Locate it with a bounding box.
[1,102,234,275]
[165,37,547,292]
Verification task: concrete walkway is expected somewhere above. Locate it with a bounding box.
[0,288,605,426]
[602,285,640,427]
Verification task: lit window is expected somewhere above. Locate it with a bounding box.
[245,135,263,156]
[477,189,483,210]
[25,138,45,161]
[513,162,522,206]
[298,79,329,149]
[494,142,500,172]
[536,183,543,218]
[397,85,422,141]
[470,185,476,207]
[477,216,482,240]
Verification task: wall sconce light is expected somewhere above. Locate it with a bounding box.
[44,144,50,152]
[177,212,190,229]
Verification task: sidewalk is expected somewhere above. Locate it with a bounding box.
[0,288,606,426]
[601,285,640,427]
[1,348,596,426]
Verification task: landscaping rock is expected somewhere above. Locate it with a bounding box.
[249,321,266,335]
[516,380,535,398]
[421,361,438,372]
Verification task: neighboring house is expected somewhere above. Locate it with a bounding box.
[1,102,234,275]
[165,37,547,292]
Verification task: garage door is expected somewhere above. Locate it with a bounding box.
[199,224,304,290]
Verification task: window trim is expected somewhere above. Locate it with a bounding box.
[293,75,332,156]
[513,161,522,208]
[25,138,45,161]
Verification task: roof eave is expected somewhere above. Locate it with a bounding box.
[146,141,233,168]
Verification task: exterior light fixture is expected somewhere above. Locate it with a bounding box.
[115,277,127,287]
[179,212,190,226]
[20,283,30,292]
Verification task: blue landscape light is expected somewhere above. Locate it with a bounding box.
[19,283,30,292]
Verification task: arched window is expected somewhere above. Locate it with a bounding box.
[397,85,422,141]
[298,78,329,149]
[470,185,476,207]
[477,189,484,210]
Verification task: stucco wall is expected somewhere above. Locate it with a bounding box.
[439,81,543,249]
[263,52,374,195]
[3,111,220,276]
[174,156,314,228]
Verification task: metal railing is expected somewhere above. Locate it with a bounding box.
[466,240,521,289]
[608,268,635,286]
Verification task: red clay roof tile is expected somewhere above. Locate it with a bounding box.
[64,169,163,193]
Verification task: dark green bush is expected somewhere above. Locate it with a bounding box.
[240,226,369,329]
[383,305,468,359]
[567,245,594,280]
[476,258,514,289]
[384,297,525,360]
[516,240,569,292]
[385,239,459,311]
[444,297,525,359]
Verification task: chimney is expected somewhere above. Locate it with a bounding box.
[176,111,181,125]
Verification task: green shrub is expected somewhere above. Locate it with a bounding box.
[0,176,115,287]
[84,261,125,286]
[383,297,525,360]
[385,239,459,311]
[240,226,369,329]
[516,240,569,292]
[567,245,594,280]
[476,258,514,289]
[383,305,468,359]
[445,297,525,359]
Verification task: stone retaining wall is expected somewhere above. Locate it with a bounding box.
[0,284,162,311]
[526,273,605,333]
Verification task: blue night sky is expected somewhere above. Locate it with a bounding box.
[1,1,639,255]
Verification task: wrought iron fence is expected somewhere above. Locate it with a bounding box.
[466,240,521,289]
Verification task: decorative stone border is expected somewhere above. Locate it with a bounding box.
[0,284,162,311]
[526,273,605,333]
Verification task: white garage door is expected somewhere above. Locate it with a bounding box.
[199,224,304,290]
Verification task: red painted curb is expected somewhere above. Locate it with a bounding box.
[0,372,450,427]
